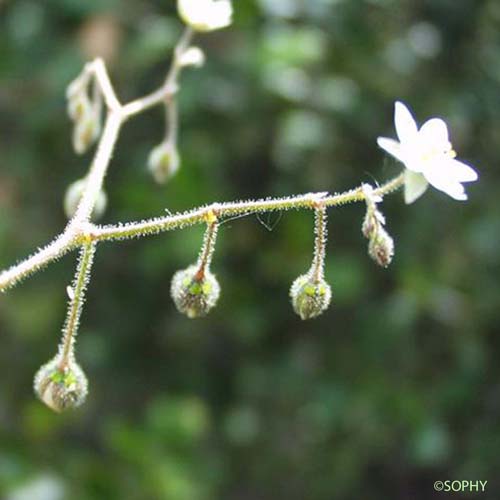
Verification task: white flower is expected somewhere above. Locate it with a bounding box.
[377,101,478,204]
[177,0,233,32]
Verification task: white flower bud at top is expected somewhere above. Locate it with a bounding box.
[177,0,233,32]
[64,178,107,221]
[290,273,332,320]
[178,47,206,68]
[148,142,181,184]
[34,356,88,413]
[171,264,220,318]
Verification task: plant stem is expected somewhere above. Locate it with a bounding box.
[59,242,96,366]
[89,173,405,243]
[195,221,219,280]
[311,206,327,282]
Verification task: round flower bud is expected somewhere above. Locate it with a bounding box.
[368,227,394,268]
[178,46,206,68]
[64,178,107,220]
[34,356,88,413]
[290,273,332,320]
[148,142,181,184]
[171,264,220,318]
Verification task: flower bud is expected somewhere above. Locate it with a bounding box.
[72,113,101,155]
[290,273,332,320]
[368,227,394,268]
[34,356,88,413]
[171,264,220,318]
[148,142,181,184]
[178,47,206,68]
[67,93,92,122]
[64,178,107,220]
[177,0,233,32]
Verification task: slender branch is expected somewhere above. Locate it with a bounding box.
[0,231,79,292]
[67,58,121,113]
[165,97,179,145]
[89,173,405,243]
[122,27,193,120]
[71,112,123,223]
[311,206,327,283]
[196,217,219,279]
[59,241,96,367]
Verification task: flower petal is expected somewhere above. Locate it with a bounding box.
[404,170,429,204]
[446,158,478,183]
[419,118,449,147]
[395,101,418,143]
[377,137,405,163]
[424,167,468,201]
[211,0,232,28]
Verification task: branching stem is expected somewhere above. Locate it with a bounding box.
[0,26,406,314]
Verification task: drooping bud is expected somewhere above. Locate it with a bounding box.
[34,356,88,413]
[290,205,332,320]
[148,142,181,184]
[67,93,92,122]
[368,227,394,268]
[171,214,221,318]
[290,273,332,320]
[72,112,101,155]
[178,46,206,68]
[362,184,395,267]
[171,264,221,318]
[66,72,103,154]
[64,177,107,220]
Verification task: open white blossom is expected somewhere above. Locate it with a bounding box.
[177,0,233,32]
[377,101,478,204]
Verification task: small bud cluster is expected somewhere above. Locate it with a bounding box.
[64,177,107,220]
[34,355,88,413]
[171,216,221,318]
[362,184,394,267]
[67,74,102,155]
[290,206,332,320]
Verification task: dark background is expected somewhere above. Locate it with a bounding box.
[0,0,499,499]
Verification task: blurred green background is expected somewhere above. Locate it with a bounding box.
[0,0,499,499]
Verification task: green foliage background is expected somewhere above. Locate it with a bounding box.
[0,0,499,499]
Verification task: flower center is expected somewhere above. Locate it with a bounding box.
[420,141,456,164]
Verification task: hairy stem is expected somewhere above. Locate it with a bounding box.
[72,112,123,223]
[59,242,96,366]
[90,173,405,243]
[196,220,219,279]
[311,206,327,282]
[0,232,79,292]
